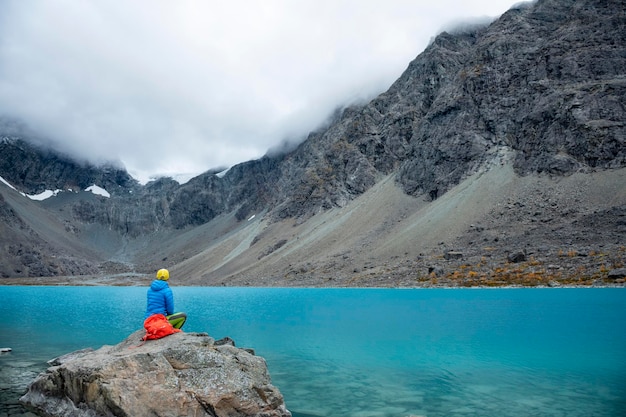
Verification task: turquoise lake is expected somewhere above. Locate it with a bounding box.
[1,286,625,416]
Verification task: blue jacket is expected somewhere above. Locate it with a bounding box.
[145,279,174,319]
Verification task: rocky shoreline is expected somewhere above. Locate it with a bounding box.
[2,246,625,289]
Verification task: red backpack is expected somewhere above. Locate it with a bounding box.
[142,314,181,341]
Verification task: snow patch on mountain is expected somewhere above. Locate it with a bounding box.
[0,175,17,191]
[85,185,110,198]
[28,189,63,201]
[0,175,110,200]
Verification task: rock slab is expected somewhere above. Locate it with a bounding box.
[20,330,291,417]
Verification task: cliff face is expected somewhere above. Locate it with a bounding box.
[217,0,625,220]
[281,0,625,206]
[0,0,624,282]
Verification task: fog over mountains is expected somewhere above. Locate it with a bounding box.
[1,0,625,286]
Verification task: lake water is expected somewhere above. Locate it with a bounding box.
[1,287,625,417]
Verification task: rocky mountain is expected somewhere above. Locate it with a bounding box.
[0,0,625,286]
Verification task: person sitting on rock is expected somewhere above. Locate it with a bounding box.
[145,268,187,329]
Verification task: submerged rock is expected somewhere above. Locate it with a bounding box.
[20,330,291,417]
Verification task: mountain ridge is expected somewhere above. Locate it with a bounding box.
[1,0,625,285]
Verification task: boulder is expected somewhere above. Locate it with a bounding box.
[428,265,445,277]
[20,330,291,417]
[507,250,527,263]
[444,251,464,260]
[607,268,626,280]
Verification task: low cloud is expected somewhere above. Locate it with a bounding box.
[0,0,517,183]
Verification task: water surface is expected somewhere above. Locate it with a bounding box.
[2,287,625,416]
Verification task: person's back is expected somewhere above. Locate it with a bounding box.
[145,268,187,329]
[145,278,174,318]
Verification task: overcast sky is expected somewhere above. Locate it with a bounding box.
[0,0,519,183]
